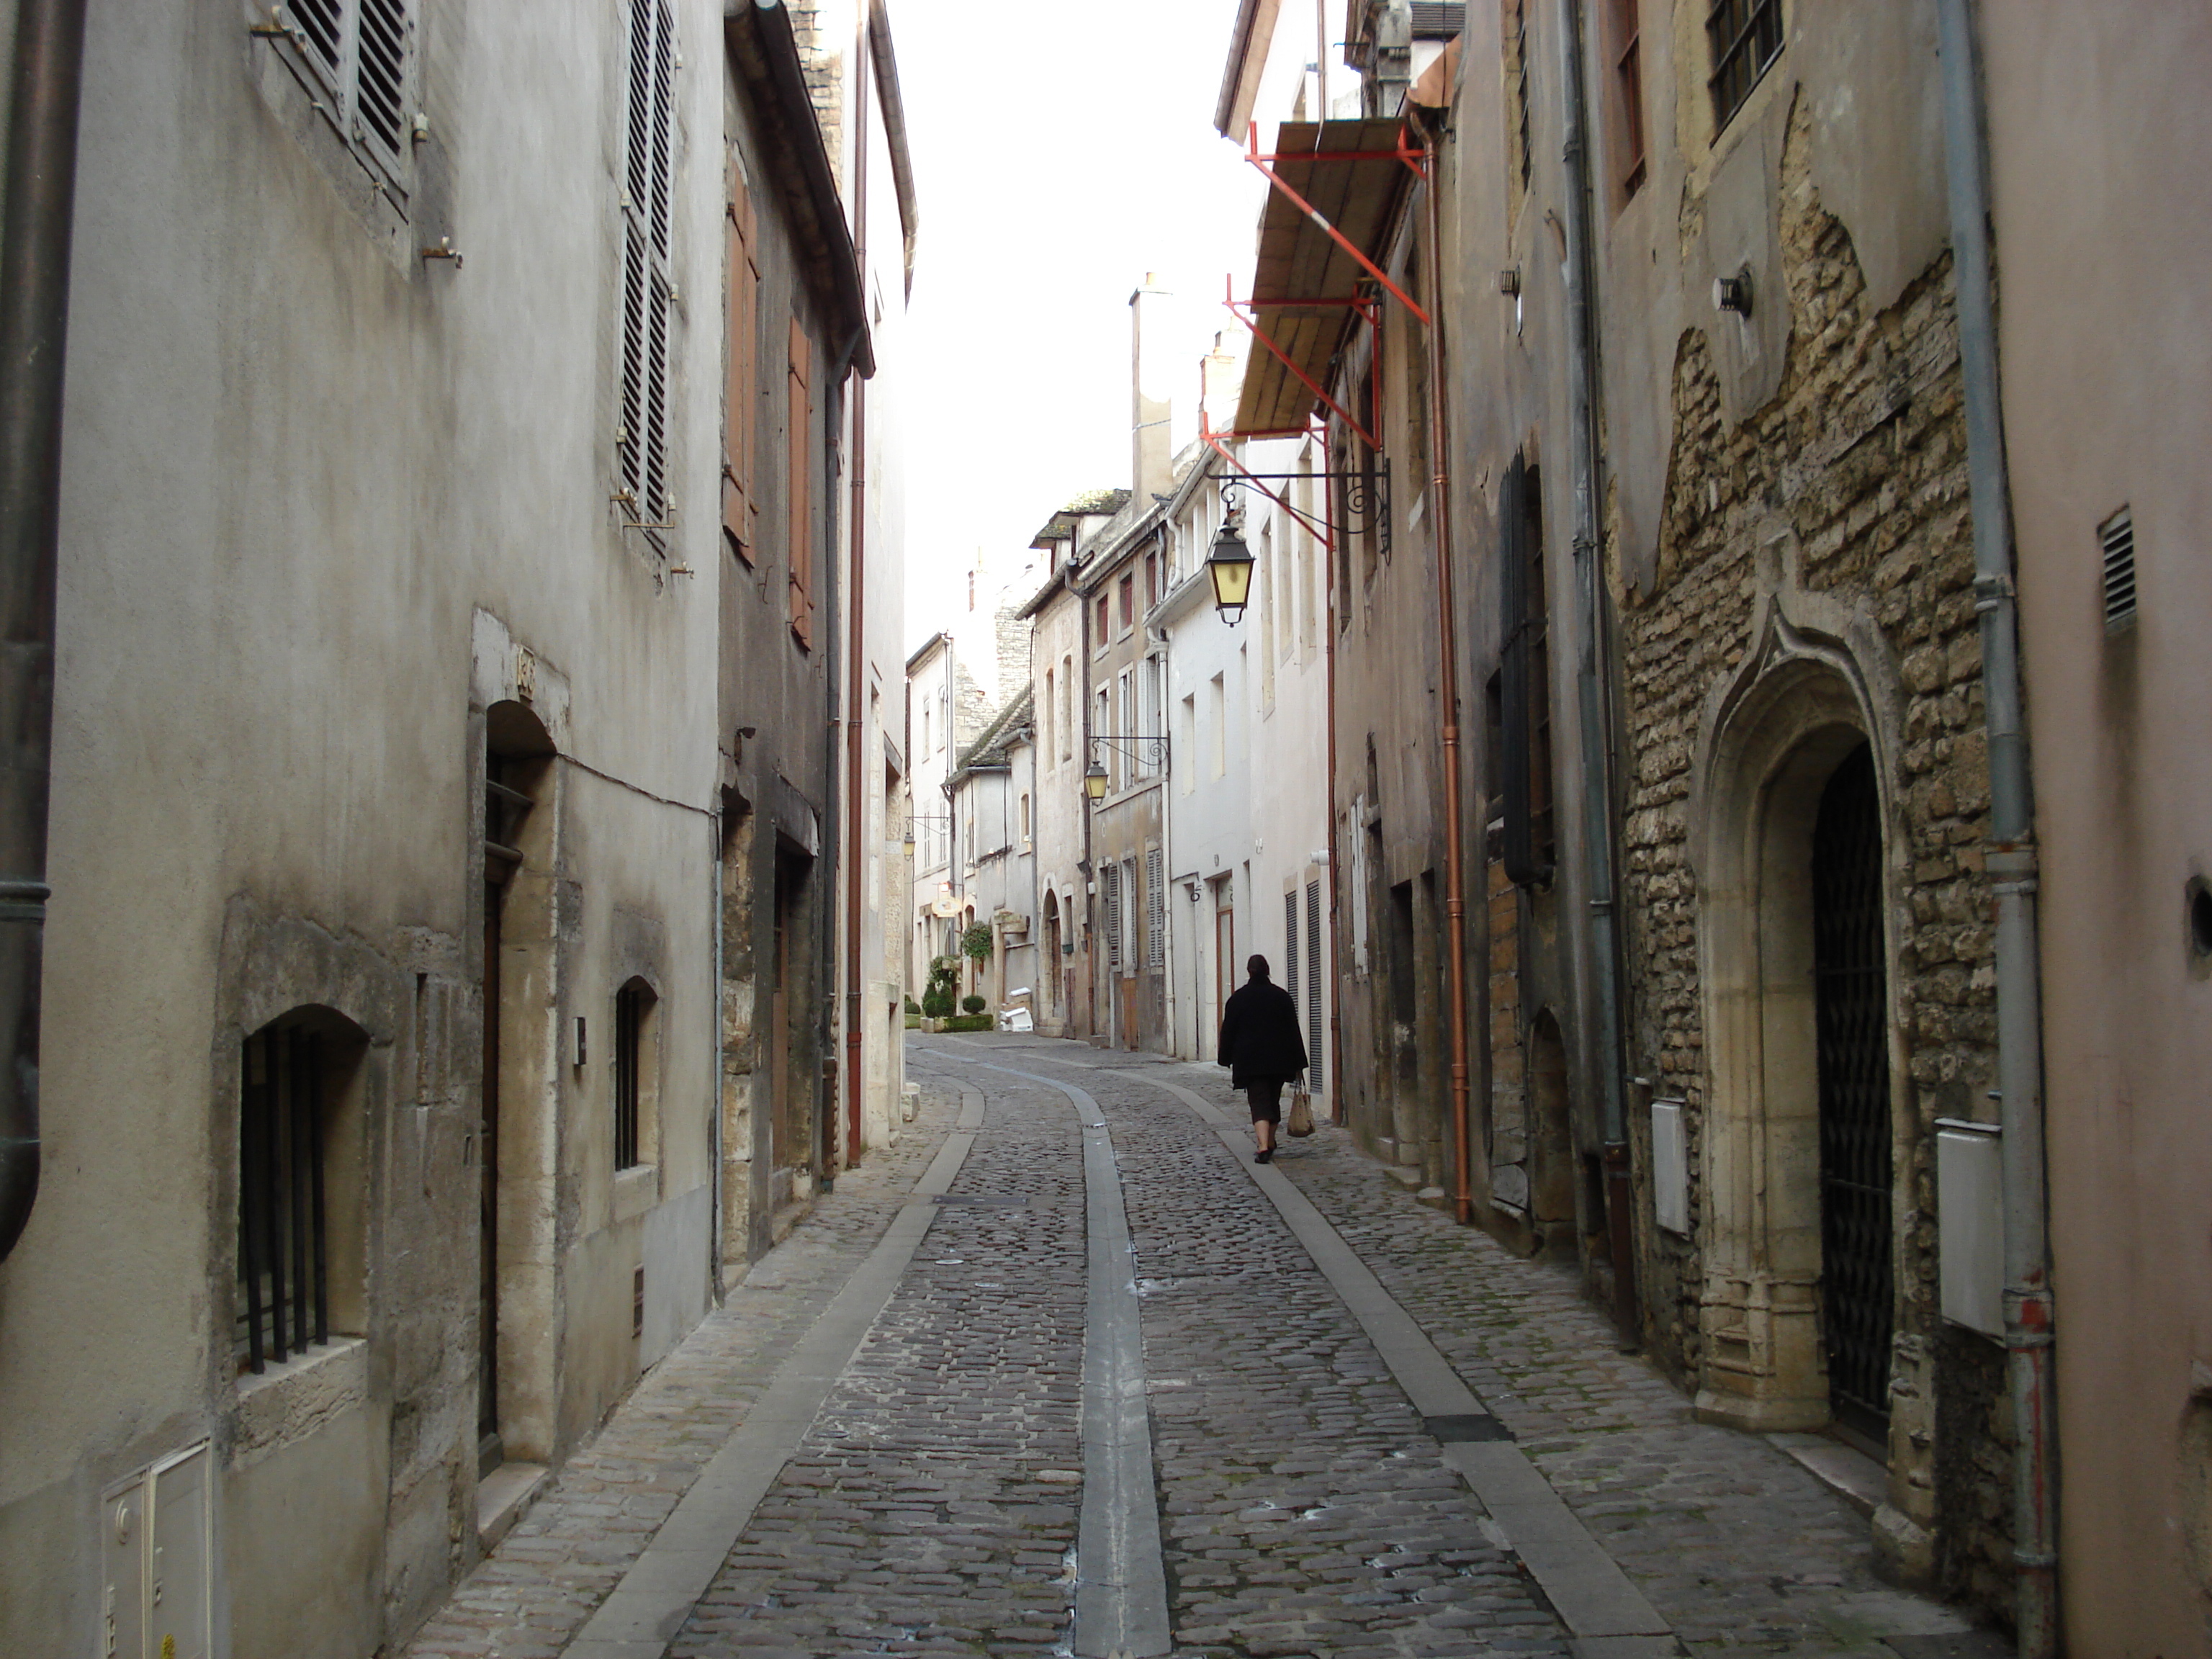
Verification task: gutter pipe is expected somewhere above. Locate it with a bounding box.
[1935,4,2057,1650]
[1412,113,1473,1226]
[0,0,90,1264]
[842,28,871,1172]
[1553,0,1635,1328]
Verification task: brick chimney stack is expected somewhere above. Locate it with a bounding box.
[1130,273,1174,501]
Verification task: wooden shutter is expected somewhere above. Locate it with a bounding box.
[788,316,814,645]
[723,177,760,563]
[619,0,675,531]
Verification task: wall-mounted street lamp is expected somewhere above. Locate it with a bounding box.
[1206,511,1255,624]
[1082,734,1171,806]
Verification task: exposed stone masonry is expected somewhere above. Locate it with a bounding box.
[1616,102,2011,1612]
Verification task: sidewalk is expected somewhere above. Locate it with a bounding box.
[400,1084,964,1659]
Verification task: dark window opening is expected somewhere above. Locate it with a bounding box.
[1500,455,1556,885]
[237,1014,364,1375]
[614,980,651,1169]
[1706,0,1783,136]
[1118,572,1136,634]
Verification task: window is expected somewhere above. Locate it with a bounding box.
[1503,0,1533,215]
[1059,657,1074,760]
[788,317,816,644]
[1208,673,1227,780]
[1043,670,1055,768]
[1609,0,1647,198]
[1707,0,1783,135]
[1020,793,1032,843]
[723,166,760,563]
[1118,573,1136,635]
[1102,863,1123,971]
[619,0,678,539]
[1146,848,1166,968]
[1305,880,1325,1089]
[1144,552,1159,609]
[614,979,657,1169]
[274,0,413,190]
[1095,594,1110,650]
[1179,694,1197,796]
[1499,455,1557,885]
[236,1012,367,1375]
[1284,891,1299,1008]
[1117,670,1136,786]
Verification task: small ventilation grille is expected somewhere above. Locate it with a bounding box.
[2100,507,2137,631]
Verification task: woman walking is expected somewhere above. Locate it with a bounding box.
[1217,954,1308,1163]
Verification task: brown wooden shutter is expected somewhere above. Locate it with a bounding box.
[787,316,814,646]
[723,177,760,562]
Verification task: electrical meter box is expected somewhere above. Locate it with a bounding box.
[101,1443,211,1659]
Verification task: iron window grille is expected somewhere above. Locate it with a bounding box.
[262,0,414,197]
[1706,0,1784,136]
[618,0,678,539]
[236,1021,332,1375]
[614,982,648,1169]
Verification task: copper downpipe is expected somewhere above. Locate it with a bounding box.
[1416,117,1473,1226]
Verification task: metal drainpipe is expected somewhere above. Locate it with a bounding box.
[1552,0,1636,1330]
[1934,4,2057,1650]
[0,0,91,1264]
[1413,114,1474,1226]
[842,39,871,1172]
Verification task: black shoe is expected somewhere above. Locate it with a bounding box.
[1255,1148,1272,1164]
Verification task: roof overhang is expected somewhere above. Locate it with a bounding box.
[725,0,876,379]
[1228,118,1423,441]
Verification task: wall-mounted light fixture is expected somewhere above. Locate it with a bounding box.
[1206,513,1255,624]
[1083,760,1109,803]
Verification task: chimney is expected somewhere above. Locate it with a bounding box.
[1130,272,1174,500]
[1366,1,1413,116]
[1200,331,1244,439]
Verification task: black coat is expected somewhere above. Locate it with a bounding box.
[1217,975,1308,1089]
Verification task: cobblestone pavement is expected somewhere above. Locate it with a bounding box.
[404,1033,1993,1659]
[1043,1042,1989,1659]
[402,1084,963,1659]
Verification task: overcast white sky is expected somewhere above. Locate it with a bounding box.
[891,0,1274,649]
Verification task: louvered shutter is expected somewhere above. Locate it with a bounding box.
[723,177,760,562]
[788,317,814,644]
[1146,849,1166,968]
[1284,892,1298,1001]
[283,1,410,188]
[619,0,676,532]
[1102,865,1121,971]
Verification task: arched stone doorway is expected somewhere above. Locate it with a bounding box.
[1691,654,1907,1441]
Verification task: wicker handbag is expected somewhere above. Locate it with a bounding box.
[1285,1083,1316,1138]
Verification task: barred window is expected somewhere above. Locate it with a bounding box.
[237,1012,367,1375]
[619,0,678,537]
[614,979,657,1170]
[1706,0,1782,135]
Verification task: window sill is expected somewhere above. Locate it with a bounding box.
[614,1163,660,1224]
[233,1335,369,1470]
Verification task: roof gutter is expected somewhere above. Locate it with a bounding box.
[0,0,89,1264]
[725,0,874,377]
[865,0,920,300]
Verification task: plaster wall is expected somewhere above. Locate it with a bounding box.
[0,2,729,1650]
[1026,585,1089,1035]
[1978,6,2212,1648]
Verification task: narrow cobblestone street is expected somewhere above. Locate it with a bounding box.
[402,1035,2001,1659]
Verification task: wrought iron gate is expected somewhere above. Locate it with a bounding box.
[1812,743,1894,1437]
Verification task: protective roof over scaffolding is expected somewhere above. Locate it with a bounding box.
[1228,117,1425,441]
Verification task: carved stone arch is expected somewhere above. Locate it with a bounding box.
[1684,518,1915,1442]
